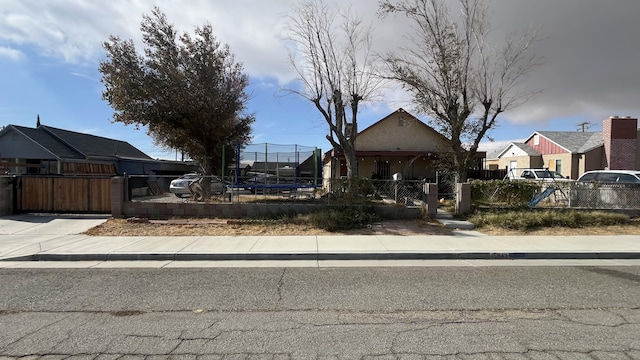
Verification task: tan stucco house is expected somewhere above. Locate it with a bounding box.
[486,116,639,179]
[323,108,456,185]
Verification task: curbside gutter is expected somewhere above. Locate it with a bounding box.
[5,251,640,262]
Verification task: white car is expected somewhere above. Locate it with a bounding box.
[509,168,570,181]
[577,170,640,183]
[169,173,226,197]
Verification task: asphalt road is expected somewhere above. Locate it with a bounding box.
[1,266,639,358]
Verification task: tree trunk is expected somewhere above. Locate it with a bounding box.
[200,156,215,200]
[344,150,358,197]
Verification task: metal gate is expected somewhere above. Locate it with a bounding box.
[15,175,112,213]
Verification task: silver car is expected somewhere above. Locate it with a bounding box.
[169,173,226,197]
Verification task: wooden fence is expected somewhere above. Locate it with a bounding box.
[16,175,112,213]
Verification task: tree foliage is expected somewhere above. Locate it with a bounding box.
[379,0,542,181]
[99,8,254,175]
[282,0,383,188]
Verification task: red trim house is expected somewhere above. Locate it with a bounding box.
[486,116,639,179]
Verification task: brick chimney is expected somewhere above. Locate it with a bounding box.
[602,116,637,170]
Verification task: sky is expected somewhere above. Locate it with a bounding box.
[2,0,640,159]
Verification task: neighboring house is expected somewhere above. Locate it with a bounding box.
[485,116,639,179]
[323,108,480,184]
[0,123,194,177]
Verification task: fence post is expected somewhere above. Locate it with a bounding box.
[424,183,438,218]
[0,176,13,216]
[456,182,471,215]
[111,177,125,218]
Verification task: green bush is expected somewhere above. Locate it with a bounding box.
[471,179,541,206]
[307,206,379,232]
[468,209,629,231]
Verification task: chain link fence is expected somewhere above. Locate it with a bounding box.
[125,173,640,211]
[527,181,640,209]
[125,174,431,206]
[324,179,427,206]
[570,182,640,209]
[472,179,640,210]
[125,174,321,203]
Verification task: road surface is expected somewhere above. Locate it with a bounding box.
[1,266,639,358]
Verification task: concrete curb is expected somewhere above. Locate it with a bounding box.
[5,251,640,262]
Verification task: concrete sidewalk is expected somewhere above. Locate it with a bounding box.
[1,214,640,266]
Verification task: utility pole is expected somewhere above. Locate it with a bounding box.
[576,122,592,132]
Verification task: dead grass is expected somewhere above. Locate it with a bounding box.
[477,220,640,236]
[83,217,640,237]
[83,218,452,236]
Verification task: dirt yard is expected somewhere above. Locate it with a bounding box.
[83,217,640,236]
[84,218,453,236]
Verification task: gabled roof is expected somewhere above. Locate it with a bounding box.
[485,148,502,160]
[9,125,82,159]
[528,131,603,153]
[352,108,451,156]
[3,124,151,161]
[495,142,541,158]
[356,108,449,144]
[42,126,151,160]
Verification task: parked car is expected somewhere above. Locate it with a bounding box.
[577,170,640,183]
[169,173,226,197]
[573,170,640,207]
[508,168,570,181]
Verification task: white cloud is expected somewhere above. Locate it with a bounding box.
[0,46,24,60]
[478,139,524,155]
[79,127,99,135]
[2,0,640,130]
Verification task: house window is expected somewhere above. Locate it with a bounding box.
[533,134,539,145]
[555,159,562,174]
[376,160,391,179]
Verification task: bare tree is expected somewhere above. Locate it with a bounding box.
[282,0,383,193]
[379,0,542,181]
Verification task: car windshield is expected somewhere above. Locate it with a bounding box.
[618,173,640,183]
[578,173,596,182]
[534,170,564,179]
[579,171,640,183]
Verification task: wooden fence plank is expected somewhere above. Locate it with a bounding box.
[19,177,53,212]
[89,178,111,212]
[16,175,111,213]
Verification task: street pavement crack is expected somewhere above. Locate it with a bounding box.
[1,312,75,351]
[276,267,287,308]
[555,308,632,328]
[167,337,183,355]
